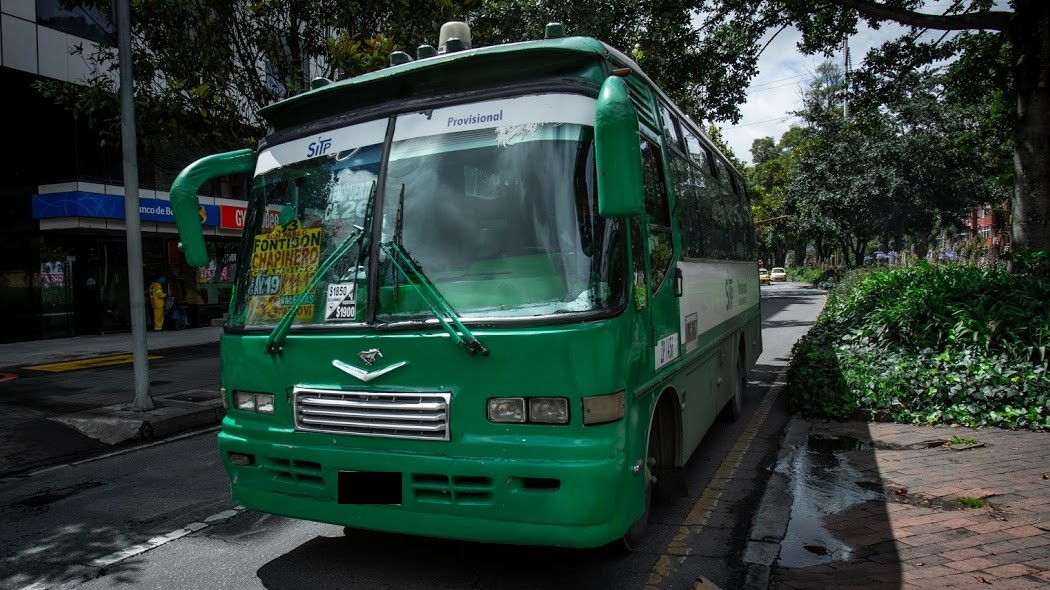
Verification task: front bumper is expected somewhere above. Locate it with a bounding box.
[218,428,637,548]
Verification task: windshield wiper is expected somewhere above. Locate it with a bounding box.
[381,241,489,356]
[382,184,488,356]
[266,183,376,355]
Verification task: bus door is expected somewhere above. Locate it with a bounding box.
[639,138,681,376]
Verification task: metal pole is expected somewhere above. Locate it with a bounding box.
[117,0,154,411]
[842,36,849,121]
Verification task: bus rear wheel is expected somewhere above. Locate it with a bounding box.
[719,345,746,422]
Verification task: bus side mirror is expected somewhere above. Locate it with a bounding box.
[170,149,256,267]
[595,75,644,218]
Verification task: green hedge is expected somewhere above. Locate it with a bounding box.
[787,263,1050,430]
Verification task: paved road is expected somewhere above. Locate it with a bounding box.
[0,344,221,476]
[0,282,825,590]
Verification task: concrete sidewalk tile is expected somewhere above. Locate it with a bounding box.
[966,520,1013,534]
[944,556,999,572]
[902,564,959,580]
[985,563,1040,578]
[1005,524,1046,538]
[1018,544,1050,559]
[939,546,990,561]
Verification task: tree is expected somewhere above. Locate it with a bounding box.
[473,1,759,123]
[695,0,1049,258]
[748,128,805,266]
[785,60,992,266]
[37,0,475,185]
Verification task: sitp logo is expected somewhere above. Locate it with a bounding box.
[307,136,333,158]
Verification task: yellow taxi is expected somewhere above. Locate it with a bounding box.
[770,267,787,282]
[759,267,771,285]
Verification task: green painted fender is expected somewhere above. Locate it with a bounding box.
[170,149,256,267]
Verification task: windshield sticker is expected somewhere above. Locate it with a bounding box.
[325,283,357,321]
[393,94,596,142]
[255,118,387,176]
[247,218,323,322]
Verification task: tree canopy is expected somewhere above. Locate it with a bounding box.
[694,0,1048,256]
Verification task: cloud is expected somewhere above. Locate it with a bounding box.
[720,20,950,165]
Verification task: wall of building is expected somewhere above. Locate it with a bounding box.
[0,2,247,343]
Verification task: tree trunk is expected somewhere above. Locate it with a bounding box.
[1009,1,1050,255]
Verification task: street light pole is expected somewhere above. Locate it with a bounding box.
[116,0,154,411]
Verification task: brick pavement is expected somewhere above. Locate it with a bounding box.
[769,421,1050,590]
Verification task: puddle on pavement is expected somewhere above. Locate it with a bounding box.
[777,435,884,568]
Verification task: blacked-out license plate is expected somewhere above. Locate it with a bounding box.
[338,471,403,505]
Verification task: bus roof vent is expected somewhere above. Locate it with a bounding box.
[310,77,332,89]
[417,44,438,60]
[623,72,659,132]
[545,22,565,39]
[438,21,471,53]
[389,50,413,67]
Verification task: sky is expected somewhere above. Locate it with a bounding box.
[718,0,981,165]
[720,24,900,165]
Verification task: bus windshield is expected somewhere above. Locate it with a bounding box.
[229,95,627,329]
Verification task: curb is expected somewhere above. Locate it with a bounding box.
[48,389,224,446]
[742,416,811,590]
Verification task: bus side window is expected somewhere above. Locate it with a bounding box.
[630,218,647,310]
[670,153,702,259]
[640,138,674,291]
[659,104,684,153]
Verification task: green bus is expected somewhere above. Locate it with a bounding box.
[170,21,761,550]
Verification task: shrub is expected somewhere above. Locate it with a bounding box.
[787,263,1050,430]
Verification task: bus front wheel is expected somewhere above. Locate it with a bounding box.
[618,421,659,552]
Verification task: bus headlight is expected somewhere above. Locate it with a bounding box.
[528,398,569,424]
[582,391,625,425]
[487,398,525,423]
[234,391,275,415]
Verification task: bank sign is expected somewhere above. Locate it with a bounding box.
[32,191,220,227]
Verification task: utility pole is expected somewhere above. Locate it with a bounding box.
[116,0,154,411]
[842,36,850,121]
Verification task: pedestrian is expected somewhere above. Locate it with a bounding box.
[148,276,167,331]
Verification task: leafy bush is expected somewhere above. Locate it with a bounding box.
[787,263,1050,430]
[787,267,843,290]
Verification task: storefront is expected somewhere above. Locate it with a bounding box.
[31,185,246,337]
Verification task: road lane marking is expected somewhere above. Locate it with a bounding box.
[23,353,161,373]
[644,378,786,590]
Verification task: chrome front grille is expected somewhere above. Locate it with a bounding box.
[294,387,451,441]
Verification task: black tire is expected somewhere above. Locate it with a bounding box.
[719,347,745,422]
[174,315,188,330]
[618,422,659,552]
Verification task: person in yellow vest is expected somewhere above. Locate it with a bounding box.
[148,276,167,331]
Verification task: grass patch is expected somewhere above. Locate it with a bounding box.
[948,435,979,446]
[958,497,986,508]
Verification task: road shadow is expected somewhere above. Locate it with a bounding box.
[766,308,904,590]
[769,421,904,589]
[252,520,643,590]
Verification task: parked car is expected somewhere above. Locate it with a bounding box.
[759,267,770,285]
[770,267,787,282]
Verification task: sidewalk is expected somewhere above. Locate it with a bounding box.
[745,418,1050,589]
[0,326,223,369]
[0,327,225,478]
